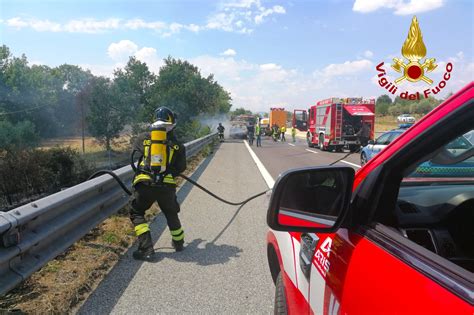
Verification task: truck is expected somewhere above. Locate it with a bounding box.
[292,109,308,131]
[269,108,287,130]
[295,97,375,152]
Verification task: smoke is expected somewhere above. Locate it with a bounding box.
[197,113,232,137]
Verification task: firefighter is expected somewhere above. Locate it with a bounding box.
[129,107,187,261]
[291,127,296,143]
[280,125,287,142]
[272,124,279,142]
[356,122,370,147]
[217,123,225,142]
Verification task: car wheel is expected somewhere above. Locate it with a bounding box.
[274,272,288,315]
[361,152,367,166]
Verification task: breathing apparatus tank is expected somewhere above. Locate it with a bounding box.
[149,123,168,174]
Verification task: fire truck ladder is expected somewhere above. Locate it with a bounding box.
[335,104,343,141]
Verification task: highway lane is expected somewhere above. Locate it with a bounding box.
[79,141,273,314]
[251,136,362,180]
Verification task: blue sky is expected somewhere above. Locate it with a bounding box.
[1,0,473,111]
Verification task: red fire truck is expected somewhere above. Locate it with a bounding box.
[295,97,375,152]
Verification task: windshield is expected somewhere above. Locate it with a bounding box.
[404,129,474,181]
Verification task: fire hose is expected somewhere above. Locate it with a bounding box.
[88,170,269,206]
[88,144,360,207]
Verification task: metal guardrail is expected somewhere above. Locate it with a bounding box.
[0,132,217,295]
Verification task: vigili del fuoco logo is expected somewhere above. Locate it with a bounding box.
[376,16,453,100]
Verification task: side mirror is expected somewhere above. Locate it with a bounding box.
[368,140,375,145]
[267,166,355,233]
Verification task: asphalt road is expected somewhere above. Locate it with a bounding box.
[78,137,362,314]
[251,135,362,179]
[79,141,274,314]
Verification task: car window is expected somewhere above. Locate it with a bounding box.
[376,132,392,145]
[392,128,474,275]
[387,131,403,143]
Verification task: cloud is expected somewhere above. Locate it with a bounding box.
[320,59,373,76]
[190,54,380,112]
[123,19,167,31]
[206,0,286,33]
[63,18,120,33]
[220,49,237,56]
[255,5,286,24]
[134,47,163,73]
[5,17,121,33]
[363,50,374,58]
[6,17,61,32]
[259,63,282,71]
[4,1,285,36]
[353,0,444,15]
[84,40,164,76]
[107,40,139,61]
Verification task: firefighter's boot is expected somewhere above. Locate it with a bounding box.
[172,239,184,252]
[132,230,155,261]
[170,227,185,252]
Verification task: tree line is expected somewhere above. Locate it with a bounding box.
[0,45,232,209]
[0,45,232,153]
[375,93,450,116]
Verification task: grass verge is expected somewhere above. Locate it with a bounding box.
[0,143,215,314]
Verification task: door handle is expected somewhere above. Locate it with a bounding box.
[299,233,319,279]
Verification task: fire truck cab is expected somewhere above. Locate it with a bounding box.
[302,97,375,152]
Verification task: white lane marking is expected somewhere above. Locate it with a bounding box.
[340,160,361,168]
[305,149,319,154]
[244,140,275,188]
[288,143,295,147]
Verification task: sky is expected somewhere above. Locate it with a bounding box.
[1,0,473,112]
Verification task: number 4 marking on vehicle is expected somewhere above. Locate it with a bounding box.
[320,237,332,257]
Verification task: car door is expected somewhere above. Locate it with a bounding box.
[308,84,473,314]
[367,132,392,159]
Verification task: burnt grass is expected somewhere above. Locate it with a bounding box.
[0,146,213,314]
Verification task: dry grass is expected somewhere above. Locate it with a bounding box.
[39,135,132,153]
[0,144,214,314]
[375,116,399,133]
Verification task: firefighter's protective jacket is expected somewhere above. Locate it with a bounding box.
[132,131,186,186]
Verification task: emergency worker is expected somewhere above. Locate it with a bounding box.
[291,127,296,143]
[217,123,225,141]
[356,122,370,147]
[256,124,262,147]
[280,125,287,142]
[272,124,280,142]
[130,107,187,261]
[247,122,255,145]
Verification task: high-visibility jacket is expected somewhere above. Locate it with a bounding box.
[255,125,261,135]
[281,126,286,133]
[132,132,186,187]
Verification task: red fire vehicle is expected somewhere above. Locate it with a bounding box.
[295,97,375,152]
[266,83,473,314]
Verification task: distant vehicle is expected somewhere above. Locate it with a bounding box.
[292,109,308,131]
[229,124,247,139]
[299,97,376,152]
[360,128,406,165]
[397,114,416,123]
[259,117,271,136]
[269,108,287,130]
